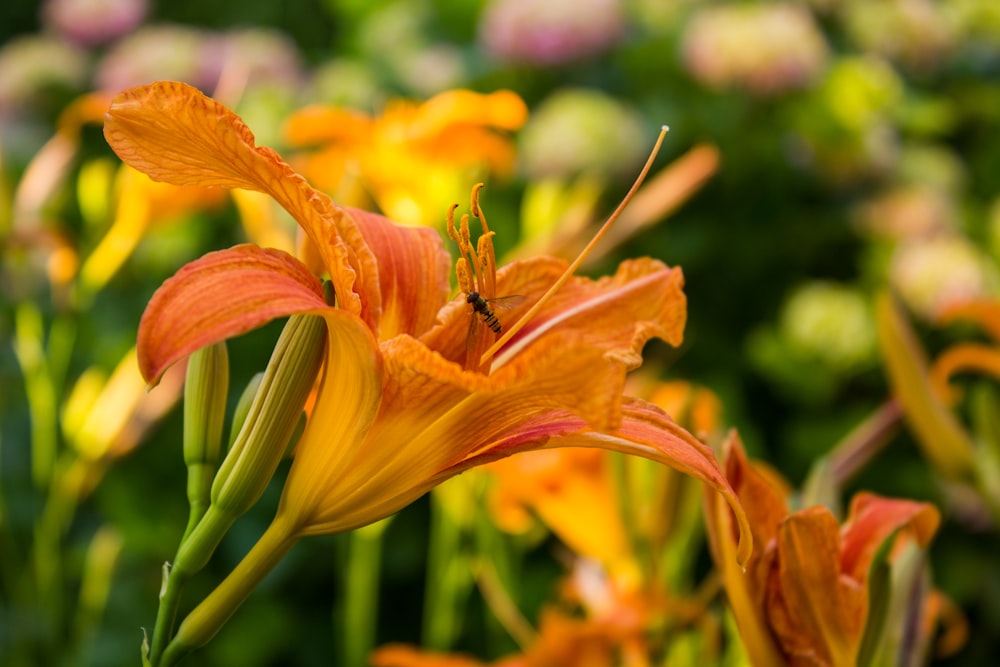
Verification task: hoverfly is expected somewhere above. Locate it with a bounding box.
[462,290,525,370]
[464,291,525,335]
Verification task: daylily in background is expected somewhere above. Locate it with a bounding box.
[283,88,527,226]
[103,81,751,664]
[704,432,941,667]
[486,378,723,585]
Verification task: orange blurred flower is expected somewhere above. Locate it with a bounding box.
[284,88,527,226]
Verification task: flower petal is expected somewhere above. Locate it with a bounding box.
[486,449,631,567]
[283,106,373,146]
[421,256,687,371]
[931,343,1000,404]
[277,311,383,535]
[344,206,452,340]
[104,81,364,316]
[770,507,866,667]
[496,257,686,370]
[412,89,528,135]
[701,432,787,667]
[839,492,940,583]
[447,399,753,568]
[937,298,1000,342]
[137,245,326,384]
[292,326,636,534]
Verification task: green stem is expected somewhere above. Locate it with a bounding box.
[343,523,385,666]
[157,519,299,667]
[421,493,464,649]
[33,455,90,653]
[14,304,58,488]
[71,526,124,666]
[149,505,238,664]
[828,399,902,487]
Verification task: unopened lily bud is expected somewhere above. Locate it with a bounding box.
[173,314,326,576]
[228,372,264,450]
[182,342,229,539]
[212,314,326,514]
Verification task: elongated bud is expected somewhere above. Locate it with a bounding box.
[173,315,326,577]
[212,315,325,512]
[182,342,229,540]
[228,372,264,450]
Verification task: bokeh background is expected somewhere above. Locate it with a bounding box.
[3,0,1000,665]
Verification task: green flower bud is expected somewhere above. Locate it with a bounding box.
[228,372,264,450]
[174,314,326,577]
[182,342,229,538]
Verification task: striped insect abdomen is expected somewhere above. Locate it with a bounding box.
[467,291,503,334]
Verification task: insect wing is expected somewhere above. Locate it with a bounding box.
[486,294,526,312]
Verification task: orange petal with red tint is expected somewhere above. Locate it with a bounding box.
[839,492,940,583]
[344,206,452,340]
[138,245,326,384]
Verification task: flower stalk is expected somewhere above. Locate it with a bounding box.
[148,315,326,665]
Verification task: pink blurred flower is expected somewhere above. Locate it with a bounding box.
[95,25,302,96]
[682,4,829,96]
[95,25,212,93]
[479,0,626,65]
[42,0,148,46]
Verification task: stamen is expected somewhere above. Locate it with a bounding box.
[470,182,485,219]
[455,258,473,295]
[469,185,497,297]
[479,125,670,367]
[446,204,460,242]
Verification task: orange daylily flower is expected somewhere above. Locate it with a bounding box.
[103,81,750,660]
[487,448,631,569]
[373,606,648,667]
[704,432,941,667]
[284,88,528,225]
[485,379,723,576]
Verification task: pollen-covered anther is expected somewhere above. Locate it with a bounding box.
[470,182,485,218]
[455,258,473,295]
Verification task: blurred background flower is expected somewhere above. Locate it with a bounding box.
[478,0,626,66]
[681,3,829,96]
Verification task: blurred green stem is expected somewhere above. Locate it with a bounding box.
[473,503,526,653]
[14,304,59,488]
[828,399,902,487]
[343,520,388,666]
[422,493,466,649]
[71,526,124,666]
